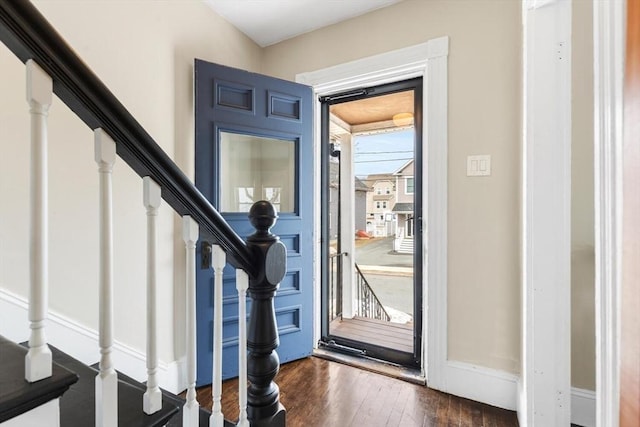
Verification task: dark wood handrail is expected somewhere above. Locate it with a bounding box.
[0,0,255,275]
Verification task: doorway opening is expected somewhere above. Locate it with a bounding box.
[320,78,423,368]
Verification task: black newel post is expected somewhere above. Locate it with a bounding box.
[246,201,287,427]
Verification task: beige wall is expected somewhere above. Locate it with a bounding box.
[571,0,596,391]
[265,0,596,388]
[0,0,261,364]
[264,0,523,374]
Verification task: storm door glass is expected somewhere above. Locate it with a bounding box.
[219,131,296,213]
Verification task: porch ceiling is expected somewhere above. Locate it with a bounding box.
[330,91,414,126]
[329,91,415,139]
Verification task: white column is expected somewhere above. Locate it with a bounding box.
[25,60,53,383]
[340,134,356,318]
[94,128,118,427]
[520,1,571,425]
[182,216,200,427]
[210,245,226,427]
[235,269,249,427]
[143,177,162,414]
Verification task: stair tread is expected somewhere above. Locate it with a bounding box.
[7,337,232,426]
[48,345,180,426]
[99,367,231,427]
[165,407,235,427]
[0,335,79,423]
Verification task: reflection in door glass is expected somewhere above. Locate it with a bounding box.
[219,132,295,213]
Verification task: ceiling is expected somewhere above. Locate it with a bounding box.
[204,0,404,47]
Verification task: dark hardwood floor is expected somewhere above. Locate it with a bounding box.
[194,356,519,427]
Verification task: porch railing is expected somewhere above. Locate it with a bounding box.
[0,1,285,426]
[354,264,391,322]
[329,251,390,323]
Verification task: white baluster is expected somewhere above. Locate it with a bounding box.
[25,60,53,382]
[94,128,118,427]
[143,177,162,414]
[210,244,226,427]
[236,269,249,427]
[182,216,200,427]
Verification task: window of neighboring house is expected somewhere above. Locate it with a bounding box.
[376,201,381,209]
[386,188,390,194]
[382,201,387,209]
[406,177,415,194]
[376,187,382,195]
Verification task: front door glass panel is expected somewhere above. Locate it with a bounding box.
[219,131,296,213]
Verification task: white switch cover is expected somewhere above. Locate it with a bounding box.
[467,155,491,176]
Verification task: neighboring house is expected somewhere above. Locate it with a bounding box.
[392,159,415,237]
[354,177,370,232]
[328,159,370,240]
[364,174,396,237]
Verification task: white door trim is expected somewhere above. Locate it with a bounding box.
[296,36,449,388]
[519,0,572,425]
[593,1,625,426]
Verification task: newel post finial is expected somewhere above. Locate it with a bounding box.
[245,201,287,427]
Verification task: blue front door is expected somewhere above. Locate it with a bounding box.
[194,60,313,384]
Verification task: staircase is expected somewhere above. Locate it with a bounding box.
[1,335,224,426]
[0,336,77,425]
[397,236,414,254]
[0,1,287,426]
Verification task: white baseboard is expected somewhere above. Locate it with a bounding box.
[0,288,186,394]
[571,387,595,427]
[515,379,595,427]
[517,378,528,427]
[443,361,519,410]
[441,361,595,427]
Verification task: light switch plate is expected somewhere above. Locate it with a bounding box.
[467,155,491,176]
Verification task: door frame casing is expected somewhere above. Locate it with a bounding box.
[296,37,449,386]
[519,0,572,425]
[593,0,625,425]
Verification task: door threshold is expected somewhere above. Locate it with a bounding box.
[313,347,425,386]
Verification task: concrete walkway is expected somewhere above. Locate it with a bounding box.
[354,236,415,319]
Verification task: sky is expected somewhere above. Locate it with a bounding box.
[353,129,414,179]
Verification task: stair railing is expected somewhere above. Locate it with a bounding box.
[0,1,286,426]
[354,264,391,322]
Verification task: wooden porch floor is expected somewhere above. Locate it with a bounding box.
[330,316,414,353]
[195,357,519,426]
